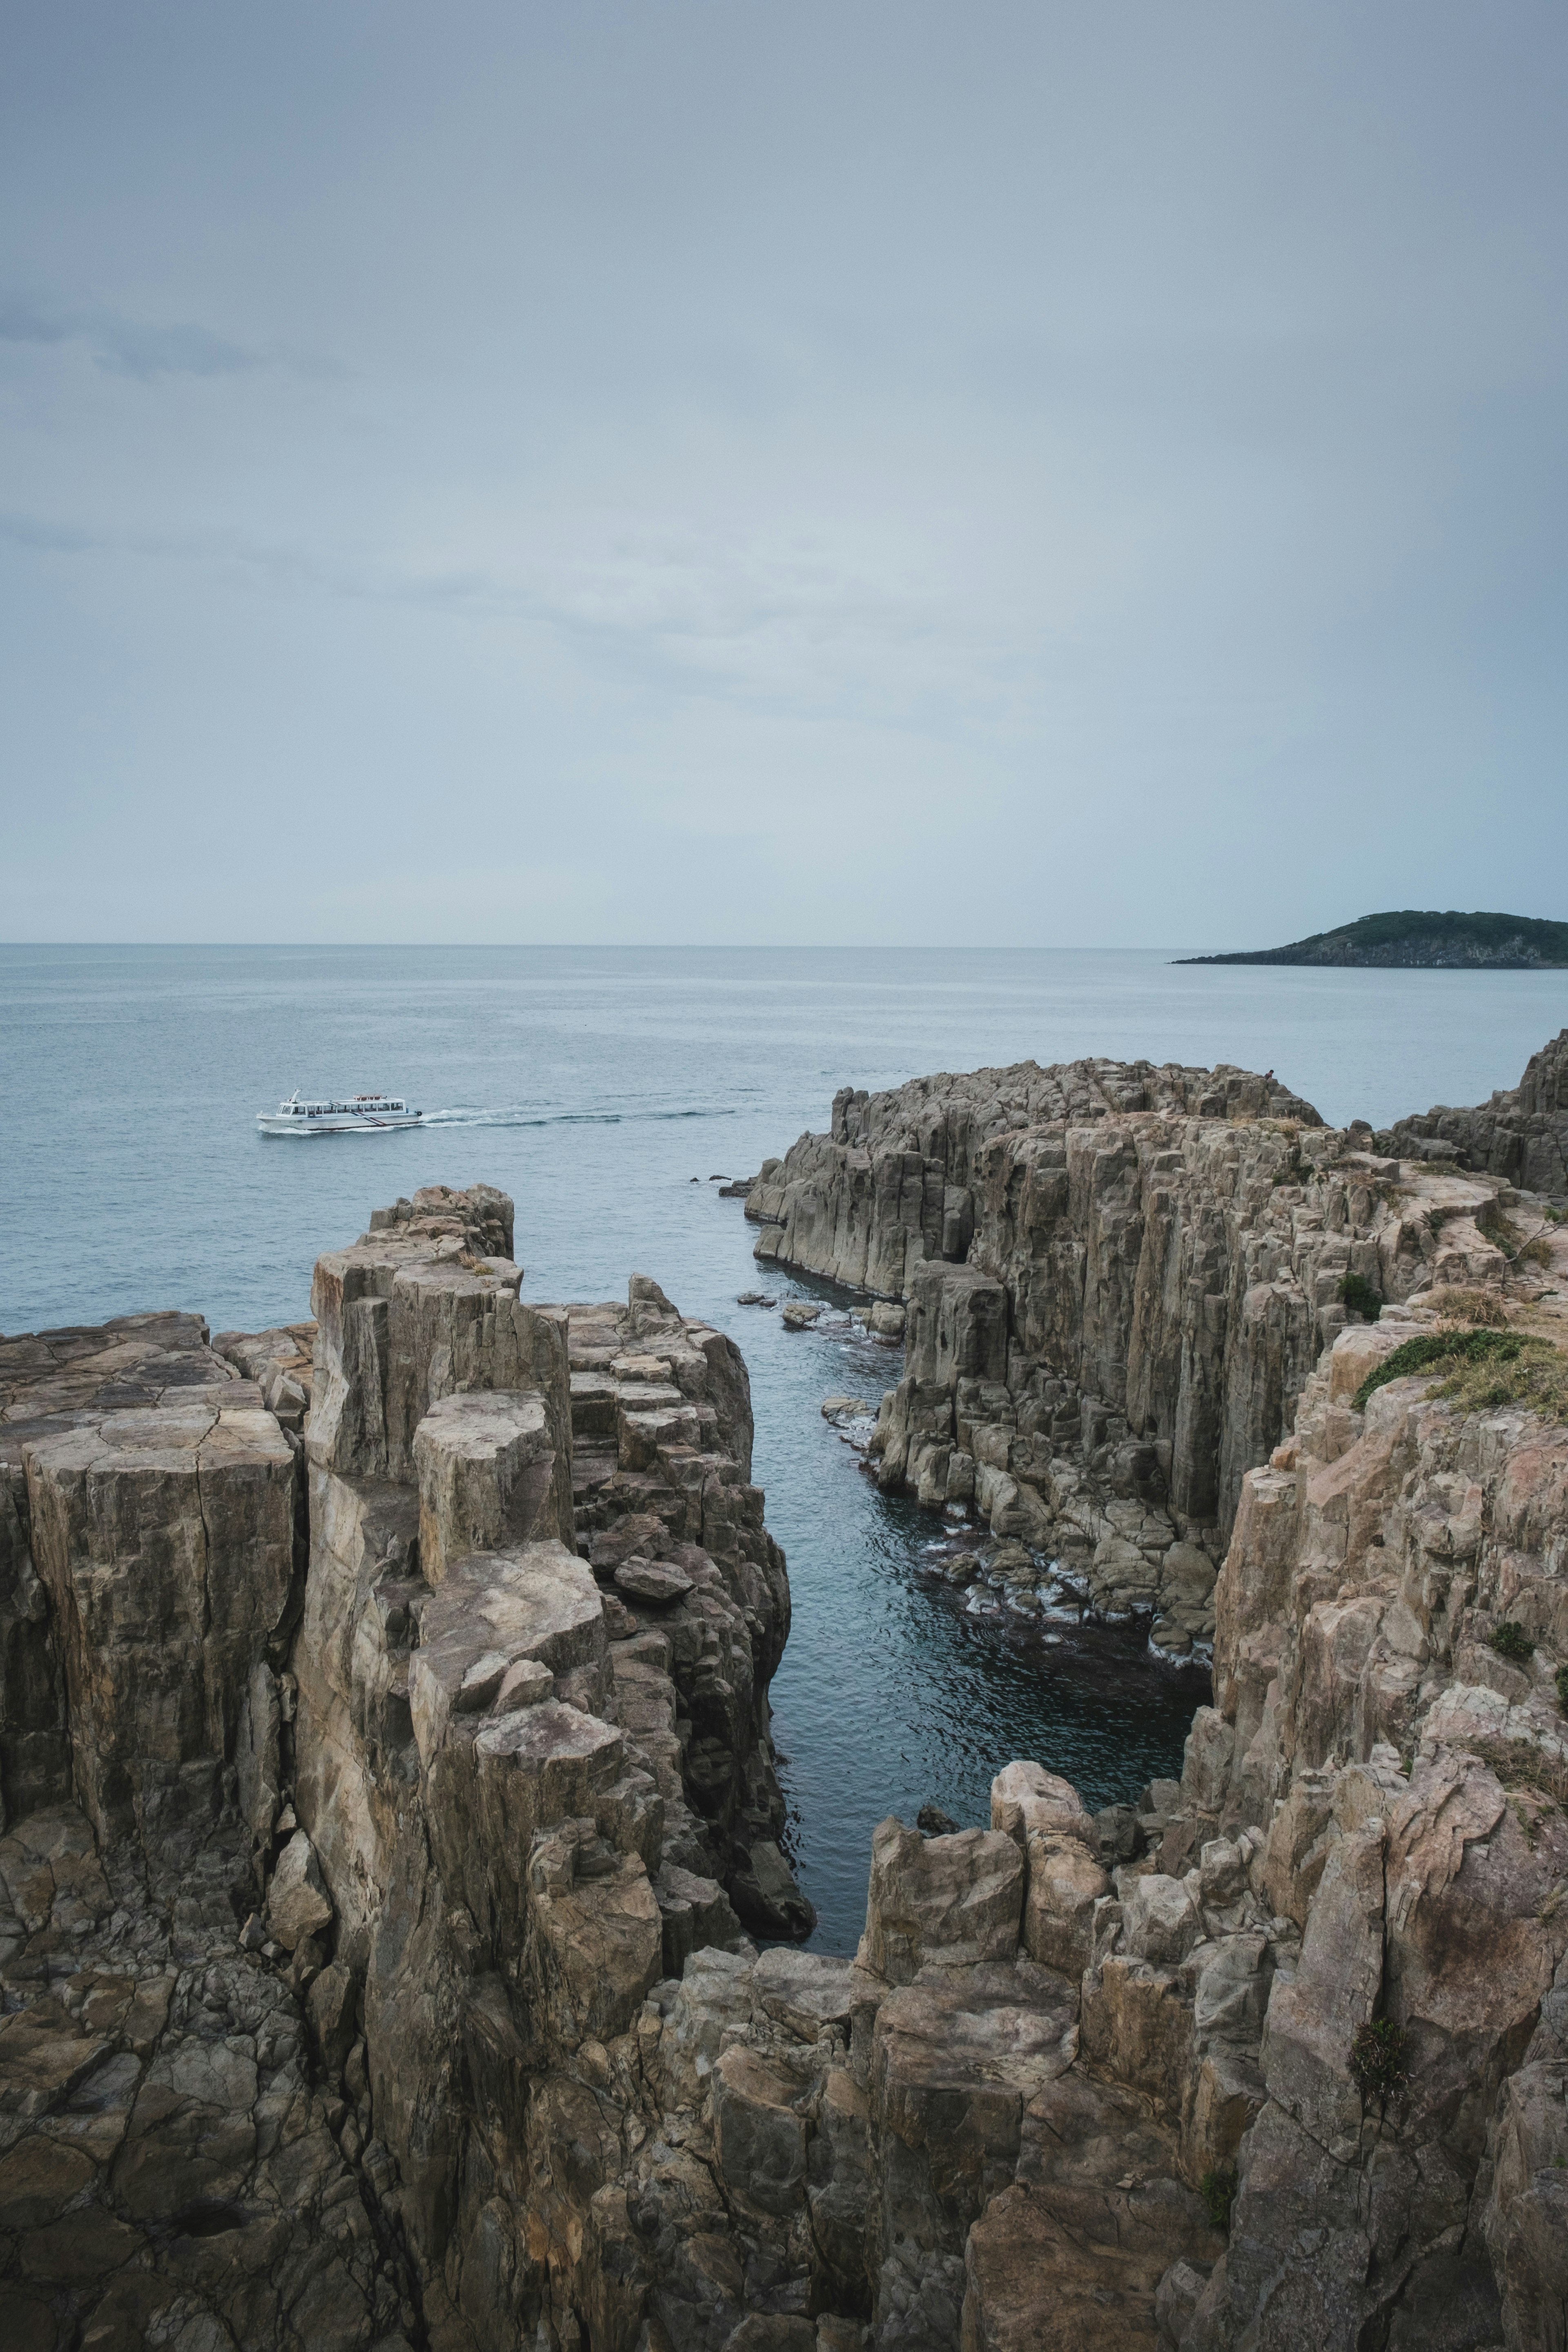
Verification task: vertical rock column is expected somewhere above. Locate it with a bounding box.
[291,1192,666,2344]
[22,1401,297,1889]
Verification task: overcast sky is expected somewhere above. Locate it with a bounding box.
[4,2,1566,946]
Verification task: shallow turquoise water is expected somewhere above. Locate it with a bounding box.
[5,944,1564,1947]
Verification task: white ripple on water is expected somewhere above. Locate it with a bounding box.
[421,1104,738,1128]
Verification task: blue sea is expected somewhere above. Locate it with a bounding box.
[5,944,1565,1949]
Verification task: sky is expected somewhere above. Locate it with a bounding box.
[3,1,1566,947]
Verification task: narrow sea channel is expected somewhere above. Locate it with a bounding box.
[733,1272,1205,1952]
[7,943,1564,1950]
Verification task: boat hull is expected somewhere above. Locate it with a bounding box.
[257,1111,423,1136]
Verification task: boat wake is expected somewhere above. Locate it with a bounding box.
[420,1104,738,1130]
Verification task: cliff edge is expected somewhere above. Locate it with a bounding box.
[747,1035,1568,1638]
[7,1126,1568,2349]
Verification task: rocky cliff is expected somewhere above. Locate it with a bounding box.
[1378,1026,1568,1200]
[0,1183,813,2349]
[7,1151,1568,2352]
[746,1041,1567,1645]
[0,1301,408,2347]
[1140,1239,1568,2348]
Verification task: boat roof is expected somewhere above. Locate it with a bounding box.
[272,1094,410,1110]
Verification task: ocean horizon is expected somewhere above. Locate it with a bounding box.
[6,940,1565,1946]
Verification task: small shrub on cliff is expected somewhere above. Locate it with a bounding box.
[1199,2164,1237,2232]
[1337,1272,1383,1321]
[1491,1621,1536,1664]
[1557,1665,1568,1716]
[1519,1234,1555,1269]
[1352,1327,1523,1411]
[1438,1336,1568,1422]
[1350,1327,1568,1425]
[1350,2018,1409,2101]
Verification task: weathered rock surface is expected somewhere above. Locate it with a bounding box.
[1379,1023,1568,1198]
[0,1183,812,2348]
[213,1318,316,1432]
[1134,1234,1568,2347]
[0,1306,408,2348]
[748,1042,1565,1643]
[2,1311,260,1833]
[7,1136,1568,2349]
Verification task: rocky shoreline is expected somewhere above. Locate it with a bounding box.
[747,1035,1568,1639]
[723,1027,1568,2348]
[0,1185,815,2348]
[1,1031,1567,2349]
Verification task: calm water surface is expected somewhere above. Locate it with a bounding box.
[5,946,1564,1948]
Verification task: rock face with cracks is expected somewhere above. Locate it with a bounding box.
[0,1307,411,2349]
[0,1183,813,2349]
[6,1107,1568,2351]
[1378,1024,1568,1198]
[747,1041,1566,1652]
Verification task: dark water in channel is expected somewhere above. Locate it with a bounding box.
[5,945,1565,1949]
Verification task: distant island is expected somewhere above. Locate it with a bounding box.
[1177,907,1568,969]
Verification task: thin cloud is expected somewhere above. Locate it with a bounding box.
[0,292,263,380]
[0,502,999,732]
[0,510,101,553]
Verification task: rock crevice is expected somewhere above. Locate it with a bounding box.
[748,1042,1566,1648]
[4,1108,1568,2350]
[0,1184,811,2349]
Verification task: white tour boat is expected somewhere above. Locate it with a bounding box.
[257,1091,423,1136]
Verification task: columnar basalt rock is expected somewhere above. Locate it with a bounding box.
[1122,1219,1568,2350]
[265,1188,815,2344]
[1,1310,256,1831]
[749,1045,1564,1650]
[0,1311,408,2346]
[27,1402,298,1860]
[0,1184,813,2349]
[5,1147,1568,2351]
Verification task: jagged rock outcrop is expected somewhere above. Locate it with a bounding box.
[1132,1222,1568,2348]
[283,1189,813,2343]
[748,1055,1321,1300]
[7,1154,1568,2352]
[1,1310,256,1830]
[0,1183,813,2350]
[672,1213,1568,2352]
[747,1046,1564,1646]
[0,1309,410,2347]
[1378,1025,1568,1198]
